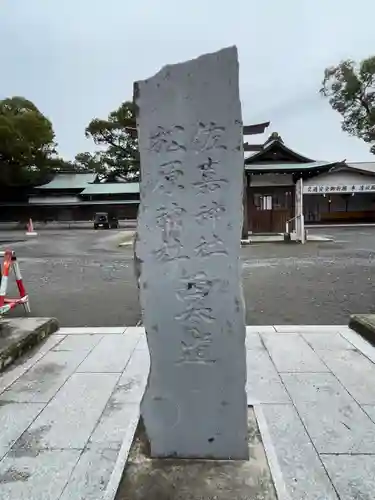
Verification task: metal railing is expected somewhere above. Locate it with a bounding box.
[285,216,297,234]
[286,215,306,244]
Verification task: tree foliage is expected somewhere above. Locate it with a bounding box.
[0,96,57,186]
[74,151,106,174]
[85,101,139,181]
[48,157,76,172]
[321,56,375,154]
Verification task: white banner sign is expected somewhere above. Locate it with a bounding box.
[304,184,375,194]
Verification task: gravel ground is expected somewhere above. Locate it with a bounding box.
[1,226,374,327]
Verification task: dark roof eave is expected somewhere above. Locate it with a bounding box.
[299,162,345,180]
[245,161,345,175]
[244,139,315,164]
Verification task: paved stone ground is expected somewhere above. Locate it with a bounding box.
[1,226,375,326]
[0,326,147,500]
[2,325,375,499]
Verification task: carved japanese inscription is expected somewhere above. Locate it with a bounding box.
[193,157,229,194]
[153,160,184,195]
[179,327,214,364]
[135,46,248,460]
[149,125,186,153]
[192,122,227,151]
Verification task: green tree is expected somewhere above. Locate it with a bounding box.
[49,157,76,172]
[321,56,375,154]
[85,101,139,181]
[74,152,106,174]
[0,96,57,186]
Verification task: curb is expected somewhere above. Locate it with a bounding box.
[0,317,59,372]
[102,407,140,500]
[348,314,375,347]
[118,231,135,248]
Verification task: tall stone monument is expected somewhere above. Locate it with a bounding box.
[134,46,248,459]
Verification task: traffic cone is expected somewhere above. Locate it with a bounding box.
[25,218,37,236]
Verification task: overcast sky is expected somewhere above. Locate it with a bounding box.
[1,0,375,162]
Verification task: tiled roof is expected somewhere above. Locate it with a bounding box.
[38,173,96,190]
[245,161,339,173]
[81,183,140,195]
[347,162,375,174]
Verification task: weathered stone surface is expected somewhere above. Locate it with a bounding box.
[245,330,264,350]
[262,333,329,372]
[262,404,338,500]
[19,372,119,449]
[135,46,247,459]
[0,449,80,500]
[116,410,276,500]
[282,373,375,453]
[322,455,375,500]
[1,349,88,403]
[0,317,59,372]
[318,349,375,404]
[301,332,355,351]
[52,334,102,352]
[0,334,66,395]
[0,402,45,461]
[77,335,139,373]
[349,313,375,346]
[246,350,290,404]
[59,445,119,500]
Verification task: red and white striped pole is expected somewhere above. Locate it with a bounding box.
[12,255,30,313]
[0,250,31,315]
[0,250,12,310]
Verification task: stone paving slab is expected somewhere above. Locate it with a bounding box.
[262,333,329,372]
[321,455,375,500]
[261,404,338,500]
[362,405,375,423]
[246,325,276,333]
[0,334,66,394]
[0,329,143,500]
[77,335,140,373]
[273,325,348,333]
[114,349,149,405]
[245,331,264,349]
[21,372,120,450]
[57,327,126,335]
[89,403,139,450]
[1,324,375,500]
[301,332,356,351]
[246,350,290,404]
[341,327,375,363]
[282,372,375,454]
[134,334,148,351]
[0,449,81,500]
[59,444,120,500]
[1,349,89,403]
[52,334,103,352]
[0,402,44,461]
[318,349,375,404]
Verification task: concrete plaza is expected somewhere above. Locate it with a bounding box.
[1,226,375,326]
[1,324,375,499]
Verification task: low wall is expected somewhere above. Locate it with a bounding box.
[0,203,139,223]
[319,211,375,223]
[0,220,137,231]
